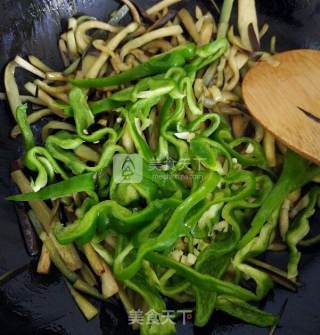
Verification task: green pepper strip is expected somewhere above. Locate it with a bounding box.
[69,87,118,143]
[113,172,220,280]
[24,146,68,191]
[216,295,279,327]
[158,97,190,169]
[186,113,221,137]
[185,38,229,76]
[193,239,233,326]
[71,42,196,88]
[90,81,163,115]
[181,77,203,115]
[53,198,181,245]
[7,173,96,201]
[90,98,124,115]
[239,150,320,248]
[16,104,35,151]
[158,269,190,296]
[111,78,176,102]
[45,131,124,174]
[114,235,166,313]
[234,210,280,300]
[214,128,266,167]
[286,187,320,279]
[186,170,260,238]
[122,108,154,161]
[146,252,256,301]
[190,137,232,175]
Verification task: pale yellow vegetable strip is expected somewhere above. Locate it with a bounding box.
[199,15,214,45]
[101,262,119,299]
[66,282,99,320]
[11,109,52,138]
[253,121,264,143]
[75,20,122,52]
[131,49,149,63]
[73,279,104,300]
[59,38,70,66]
[86,22,138,79]
[74,145,100,163]
[14,56,46,78]
[34,80,69,102]
[121,124,135,154]
[235,52,249,70]
[227,26,248,50]
[288,189,301,203]
[195,5,203,20]
[36,229,78,282]
[4,61,21,119]
[270,36,277,54]
[37,244,51,274]
[178,9,200,44]
[120,25,183,59]
[146,0,181,15]
[49,231,82,272]
[289,194,309,219]
[224,47,240,91]
[28,55,54,73]
[35,80,70,93]
[41,121,76,141]
[238,0,259,50]
[263,131,276,167]
[80,263,97,287]
[259,23,269,39]
[122,0,141,23]
[82,243,105,276]
[67,18,79,59]
[24,82,65,117]
[20,96,47,105]
[142,39,172,52]
[110,53,132,73]
[118,285,137,327]
[46,72,68,81]
[279,199,291,240]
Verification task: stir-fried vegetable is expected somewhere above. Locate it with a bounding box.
[4,0,320,333]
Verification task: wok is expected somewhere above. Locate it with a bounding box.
[1,0,320,334]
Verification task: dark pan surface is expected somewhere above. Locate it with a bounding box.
[1,1,320,334]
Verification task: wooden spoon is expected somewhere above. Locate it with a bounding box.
[242,49,320,165]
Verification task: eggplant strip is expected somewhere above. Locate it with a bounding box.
[122,0,141,23]
[11,172,82,271]
[120,25,183,59]
[37,244,51,274]
[28,55,54,73]
[75,20,122,52]
[4,61,21,119]
[178,9,200,44]
[14,201,39,256]
[146,0,181,15]
[66,282,99,320]
[24,82,65,118]
[86,22,138,78]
